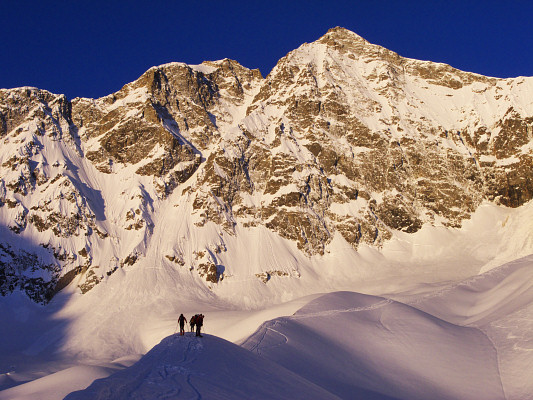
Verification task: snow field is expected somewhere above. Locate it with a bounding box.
[3,251,533,399]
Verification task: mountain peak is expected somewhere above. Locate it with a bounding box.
[318,26,369,46]
[325,26,364,39]
[310,26,396,62]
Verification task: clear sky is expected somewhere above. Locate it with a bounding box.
[1,1,532,99]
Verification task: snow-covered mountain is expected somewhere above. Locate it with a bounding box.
[1,25,533,399]
[2,27,533,306]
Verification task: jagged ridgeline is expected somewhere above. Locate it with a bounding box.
[1,27,532,302]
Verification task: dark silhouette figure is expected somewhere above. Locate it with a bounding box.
[196,314,204,337]
[190,314,197,332]
[178,314,187,336]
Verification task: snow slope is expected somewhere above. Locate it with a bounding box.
[241,255,533,400]
[0,363,132,400]
[8,253,530,400]
[407,255,533,400]
[243,292,505,400]
[64,334,338,400]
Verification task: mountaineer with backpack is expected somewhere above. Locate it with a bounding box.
[177,313,187,336]
[190,314,197,332]
[195,314,204,337]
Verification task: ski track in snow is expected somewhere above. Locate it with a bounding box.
[476,326,507,400]
[248,321,291,355]
[247,300,397,355]
[289,298,394,320]
[266,325,289,346]
[182,339,203,400]
[115,336,205,400]
[250,298,398,365]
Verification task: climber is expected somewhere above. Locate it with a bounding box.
[190,314,197,333]
[196,314,204,337]
[178,313,187,336]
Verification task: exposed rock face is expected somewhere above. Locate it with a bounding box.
[1,27,533,302]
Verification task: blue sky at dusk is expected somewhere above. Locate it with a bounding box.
[1,1,532,99]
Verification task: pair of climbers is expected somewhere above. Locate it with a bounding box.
[190,314,204,337]
[176,313,204,337]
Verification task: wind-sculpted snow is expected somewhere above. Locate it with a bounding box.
[405,254,533,399]
[243,291,505,400]
[65,334,338,400]
[241,255,533,400]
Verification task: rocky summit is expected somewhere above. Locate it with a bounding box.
[1,27,532,303]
